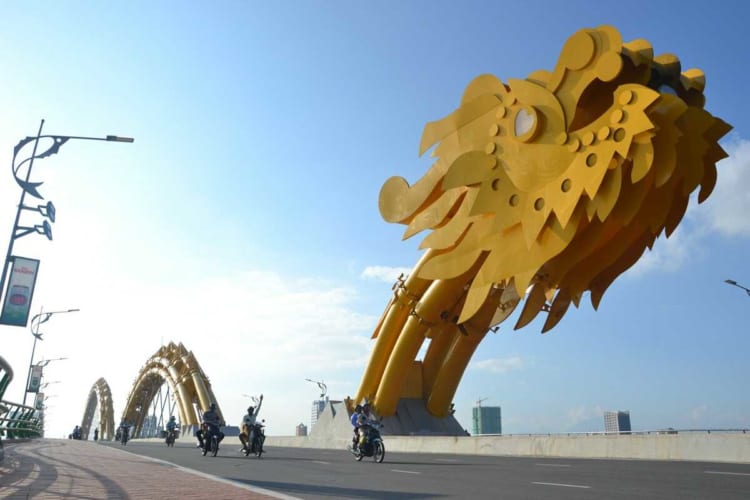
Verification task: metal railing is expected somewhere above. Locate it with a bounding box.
[0,400,42,438]
[0,355,42,439]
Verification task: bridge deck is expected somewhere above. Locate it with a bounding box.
[0,438,287,499]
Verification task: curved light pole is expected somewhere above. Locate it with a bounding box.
[305,378,327,399]
[22,307,79,405]
[39,380,60,390]
[724,279,750,297]
[0,120,133,326]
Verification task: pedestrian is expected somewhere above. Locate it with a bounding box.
[93,428,99,441]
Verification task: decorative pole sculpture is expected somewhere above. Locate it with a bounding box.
[354,25,731,422]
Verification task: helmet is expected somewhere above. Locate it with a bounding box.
[355,404,363,412]
[169,415,175,420]
[209,403,216,411]
[248,406,255,414]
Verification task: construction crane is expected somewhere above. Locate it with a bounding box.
[476,397,488,407]
[305,378,327,399]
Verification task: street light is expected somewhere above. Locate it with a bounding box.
[0,119,133,324]
[724,279,750,297]
[305,378,328,399]
[35,356,68,368]
[22,306,79,405]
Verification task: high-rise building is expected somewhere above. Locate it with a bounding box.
[604,410,631,434]
[311,398,327,429]
[472,405,502,435]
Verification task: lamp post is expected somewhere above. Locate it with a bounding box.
[724,279,750,297]
[305,378,328,399]
[39,380,60,390]
[0,120,133,324]
[22,306,79,405]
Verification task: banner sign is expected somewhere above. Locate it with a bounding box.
[27,365,42,393]
[34,392,45,410]
[0,256,40,326]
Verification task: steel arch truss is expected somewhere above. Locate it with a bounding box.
[121,342,223,438]
[80,377,115,440]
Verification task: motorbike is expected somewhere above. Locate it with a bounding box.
[242,421,266,457]
[351,420,385,463]
[165,427,179,447]
[119,425,129,446]
[200,423,220,457]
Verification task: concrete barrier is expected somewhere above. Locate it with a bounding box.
[131,401,749,464]
[264,432,750,464]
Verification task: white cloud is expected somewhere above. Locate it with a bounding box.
[627,136,750,277]
[361,265,412,283]
[566,405,604,428]
[469,356,525,373]
[4,259,380,438]
[693,136,750,236]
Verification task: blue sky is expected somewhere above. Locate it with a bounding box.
[0,1,748,438]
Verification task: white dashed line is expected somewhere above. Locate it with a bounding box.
[535,463,572,467]
[532,481,591,489]
[434,458,458,462]
[311,460,330,465]
[392,469,421,475]
[705,470,750,476]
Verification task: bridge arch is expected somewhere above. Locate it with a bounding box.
[121,342,223,438]
[80,377,115,440]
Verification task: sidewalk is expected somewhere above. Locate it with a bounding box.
[0,438,290,499]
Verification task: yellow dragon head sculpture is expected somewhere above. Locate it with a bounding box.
[379,25,732,333]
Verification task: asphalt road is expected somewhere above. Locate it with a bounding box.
[101,441,750,499]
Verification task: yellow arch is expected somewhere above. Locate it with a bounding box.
[121,341,223,438]
[80,377,115,440]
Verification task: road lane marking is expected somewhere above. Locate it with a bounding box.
[533,482,590,489]
[311,460,330,465]
[434,458,457,462]
[705,470,750,476]
[392,469,421,475]
[536,463,572,467]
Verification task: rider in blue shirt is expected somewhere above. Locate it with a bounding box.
[350,404,363,450]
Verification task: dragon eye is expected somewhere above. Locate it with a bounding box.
[513,106,539,142]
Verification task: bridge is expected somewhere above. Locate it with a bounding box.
[2,436,749,499]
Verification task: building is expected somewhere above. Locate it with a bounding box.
[140,415,159,438]
[604,410,631,434]
[310,398,327,429]
[296,423,308,436]
[472,405,502,435]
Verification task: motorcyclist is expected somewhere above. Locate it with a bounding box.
[72,425,81,440]
[118,420,129,443]
[239,394,264,452]
[350,404,363,450]
[356,403,375,447]
[196,403,224,449]
[166,415,179,441]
